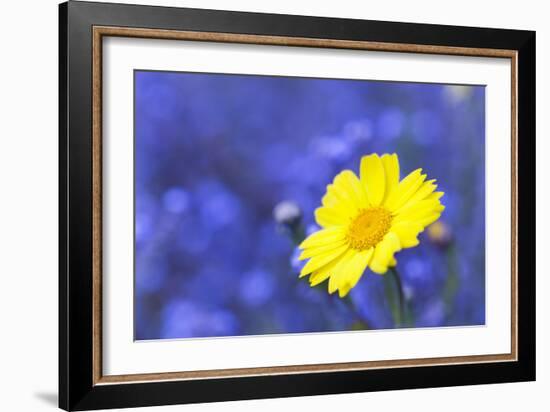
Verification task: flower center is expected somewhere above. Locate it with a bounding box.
[346,207,392,250]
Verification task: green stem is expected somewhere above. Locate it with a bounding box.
[442,242,459,319]
[389,267,406,325]
[384,267,411,328]
[289,223,306,245]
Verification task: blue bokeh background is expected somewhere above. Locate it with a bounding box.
[134,70,485,340]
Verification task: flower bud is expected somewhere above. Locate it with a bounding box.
[273,201,302,227]
[427,221,453,248]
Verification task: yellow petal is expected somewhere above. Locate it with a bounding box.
[300,243,348,277]
[390,222,423,248]
[309,257,341,286]
[309,269,331,286]
[393,199,445,226]
[328,170,362,213]
[299,226,345,249]
[418,212,444,227]
[321,185,350,216]
[321,186,339,207]
[337,248,374,297]
[369,232,402,274]
[328,249,356,294]
[384,168,426,211]
[393,198,443,222]
[314,206,348,228]
[381,153,400,202]
[428,191,444,201]
[360,154,386,206]
[338,283,353,298]
[394,179,437,213]
[299,238,347,260]
[337,170,368,208]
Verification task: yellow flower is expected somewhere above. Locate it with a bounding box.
[298,153,444,297]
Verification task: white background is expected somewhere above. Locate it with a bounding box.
[0,0,545,411]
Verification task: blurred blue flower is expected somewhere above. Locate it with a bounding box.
[162,187,190,214]
[160,300,241,338]
[196,180,242,230]
[305,224,321,236]
[274,303,307,333]
[161,300,201,339]
[290,247,305,274]
[377,107,405,140]
[135,261,168,294]
[208,310,241,336]
[411,109,443,146]
[342,119,372,145]
[177,217,212,255]
[288,153,332,185]
[135,212,153,244]
[295,281,324,304]
[417,299,446,327]
[186,264,237,306]
[239,269,275,308]
[261,143,295,183]
[310,136,352,164]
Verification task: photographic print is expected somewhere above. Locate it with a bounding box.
[134,70,485,340]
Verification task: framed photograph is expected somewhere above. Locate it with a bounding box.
[59,1,535,410]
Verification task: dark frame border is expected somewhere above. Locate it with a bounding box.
[59,1,535,410]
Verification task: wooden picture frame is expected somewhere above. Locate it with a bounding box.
[59,1,535,410]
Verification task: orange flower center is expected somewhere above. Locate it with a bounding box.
[346,207,392,250]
